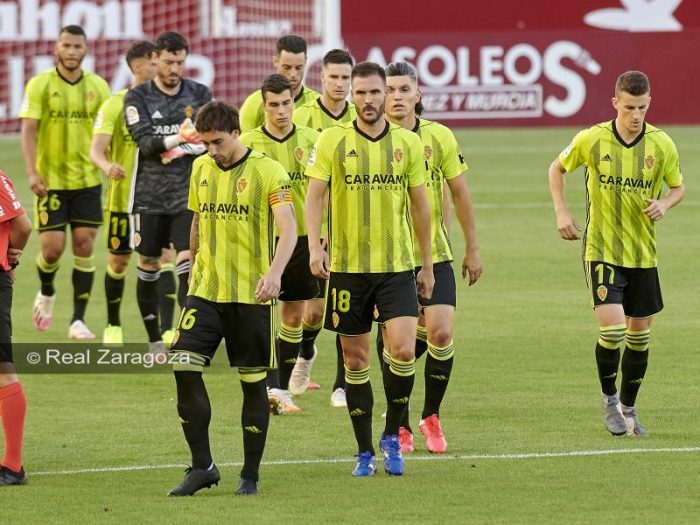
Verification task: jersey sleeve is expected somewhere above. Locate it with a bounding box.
[124,88,168,157]
[95,77,111,107]
[93,96,119,136]
[0,172,24,223]
[306,127,321,144]
[18,75,46,120]
[558,129,588,173]
[305,129,335,182]
[405,132,428,187]
[266,161,293,209]
[663,140,683,188]
[239,131,255,149]
[188,159,202,212]
[239,91,263,133]
[292,104,310,127]
[192,85,213,120]
[200,85,213,105]
[441,129,468,180]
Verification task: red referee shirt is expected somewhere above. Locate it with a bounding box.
[0,170,24,271]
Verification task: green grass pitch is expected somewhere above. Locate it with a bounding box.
[1,127,699,523]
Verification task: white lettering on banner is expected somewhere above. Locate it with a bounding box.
[421,85,542,120]
[0,0,143,41]
[204,5,292,38]
[584,0,683,32]
[367,40,601,119]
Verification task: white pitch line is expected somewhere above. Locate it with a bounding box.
[30,446,700,477]
[473,201,700,210]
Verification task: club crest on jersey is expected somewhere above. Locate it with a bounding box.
[294,146,304,162]
[185,105,193,118]
[237,177,248,194]
[332,312,340,328]
[39,211,48,226]
[110,237,120,250]
[133,232,142,247]
[645,155,655,169]
[424,145,432,161]
[597,285,608,302]
[393,148,403,163]
[87,90,95,103]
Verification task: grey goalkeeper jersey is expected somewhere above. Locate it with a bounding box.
[124,79,212,214]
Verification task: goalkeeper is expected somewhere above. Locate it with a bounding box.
[124,32,212,353]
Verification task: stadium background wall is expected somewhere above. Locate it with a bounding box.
[0,0,698,133]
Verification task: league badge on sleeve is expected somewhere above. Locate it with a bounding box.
[126,106,139,125]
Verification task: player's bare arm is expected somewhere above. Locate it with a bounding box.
[20,118,47,197]
[408,183,435,299]
[321,187,330,250]
[446,175,482,285]
[643,184,684,221]
[256,203,297,302]
[305,177,330,279]
[90,133,126,180]
[548,157,580,240]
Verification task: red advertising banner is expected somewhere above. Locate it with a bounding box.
[341,0,700,126]
[1,0,698,131]
[0,0,323,133]
[340,0,700,33]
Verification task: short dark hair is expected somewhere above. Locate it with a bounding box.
[385,61,424,116]
[276,35,307,55]
[59,25,86,39]
[125,41,157,70]
[615,71,650,97]
[261,74,292,102]
[155,31,189,55]
[195,100,240,134]
[323,49,353,67]
[351,61,386,82]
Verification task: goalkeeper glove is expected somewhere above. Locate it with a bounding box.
[163,117,201,150]
[177,117,200,144]
[161,143,207,164]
